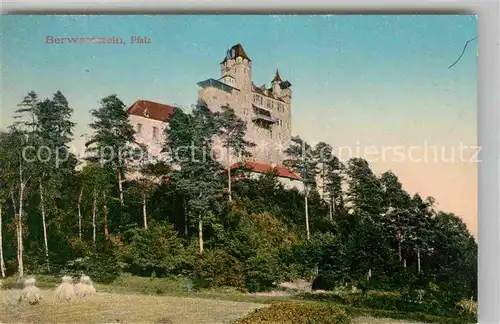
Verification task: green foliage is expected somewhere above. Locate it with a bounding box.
[237,302,352,324]
[243,252,280,293]
[118,222,185,277]
[0,93,478,323]
[64,239,121,284]
[192,249,244,289]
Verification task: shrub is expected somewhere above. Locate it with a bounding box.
[192,249,244,289]
[360,291,403,311]
[237,302,352,324]
[312,272,338,291]
[244,252,280,293]
[118,222,185,277]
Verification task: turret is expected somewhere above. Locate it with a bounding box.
[220,44,252,92]
[272,69,282,97]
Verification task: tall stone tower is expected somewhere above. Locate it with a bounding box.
[197,43,292,166]
[220,44,252,94]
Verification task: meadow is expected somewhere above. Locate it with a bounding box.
[0,275,475,324]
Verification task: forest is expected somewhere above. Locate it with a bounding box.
[0,91,477,321]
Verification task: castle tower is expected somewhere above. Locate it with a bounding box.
[272,69,282,97]
[220,44,252,93]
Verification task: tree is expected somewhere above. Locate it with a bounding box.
[313,142,344,221]
[344,158,389,279]
[165,102,223,255]
[0,178,6,277]
[86,94,135,207]
[79,163,113,243]
[6,92,42,276]
[407,194,435,274]
[380,171,412,263]
[345,158,384,217]
[431,212,477,300]
[0,130,37,276]
[31,91,76,272]
[284,136,316,240]
[130,156,171,230]
[215,105,254,202]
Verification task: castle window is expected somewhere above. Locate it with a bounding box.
[267,100,272,109]
[136,123,142,135]
[253,94,263,106]
[152,127,158,140]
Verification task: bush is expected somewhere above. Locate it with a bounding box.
[192,249,244,289]
[65,239,121,284]
[237,302,352,324]
[360,291,403,311]
[118,222,185,277]
[312,272,338,291]
[244,252,280,293]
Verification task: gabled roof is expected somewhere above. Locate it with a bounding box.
[230,160,302,181]
[221,43,252,63]
[127,100,176,122]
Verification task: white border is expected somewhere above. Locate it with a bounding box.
[1,1,499,323]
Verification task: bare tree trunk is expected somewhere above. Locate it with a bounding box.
[78,187,83,240]
[417,248,421,274]
[398,242,402,262]
[103,192,109,238]
[329,200,334,222]
[227,147,232,202]
[403,258,407,269]
[18,165,25,277]
[39,181,50,272]
[304,186,310,241]
[117,170,124,205]
[321,166,325,199]
[10,191,20,274]
[0,204,6,278]
[198,215,203,255]
[92,189,97,244]
[183,198,188,237]
[142,192,148,230]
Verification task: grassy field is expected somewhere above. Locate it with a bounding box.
[0,275,464,323]
[1,289,267,324]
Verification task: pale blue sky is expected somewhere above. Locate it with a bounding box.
[1,15,478,234]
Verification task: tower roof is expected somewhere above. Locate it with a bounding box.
[273,69,282,83]
[221,43,251,63]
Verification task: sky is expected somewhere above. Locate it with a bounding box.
[1,15,478,236]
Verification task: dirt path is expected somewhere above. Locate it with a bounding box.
[1,290,267,323]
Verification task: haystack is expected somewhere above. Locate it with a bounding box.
[19,278,42,305]
[74,275,96,298]
[54,276,76,302]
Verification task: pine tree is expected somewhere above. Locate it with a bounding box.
[215,105,254,202]
[284,136,316,240]
[165,102,223,255]
[86,94,135,208]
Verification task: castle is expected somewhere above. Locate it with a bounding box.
[128,43,300,182]
[197,43,293,166]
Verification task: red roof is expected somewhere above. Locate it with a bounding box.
[230,160,301,181]
[128,100,176,122]
[221,43,252,63]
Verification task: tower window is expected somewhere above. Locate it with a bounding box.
[137,123,142,135]
[152,127,159,140]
